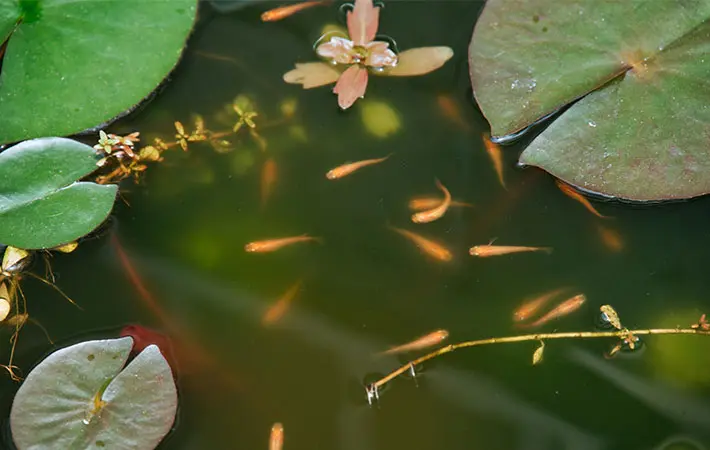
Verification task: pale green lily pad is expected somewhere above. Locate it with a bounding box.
[470,0,710,200]
[0,137,117,249]
[0,0,197,145]
[10,337,178,450]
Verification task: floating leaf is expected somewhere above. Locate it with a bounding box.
[600,305,623,330]
[0,0,197,144]
[470,1,710,200]
[0,138,117,249]
[283,62,342,88]
[10,337,177,450]
[384,47,454,77]
[532,340,545,365]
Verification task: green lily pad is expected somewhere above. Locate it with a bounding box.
[470,1,710,200]
[0,137,117,249]
[10,337,178,450]
[0,0,197,145]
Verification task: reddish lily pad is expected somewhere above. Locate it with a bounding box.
[470,0,710,200]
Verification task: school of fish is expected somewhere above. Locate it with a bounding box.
[249,5,618,443]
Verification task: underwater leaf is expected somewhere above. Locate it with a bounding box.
[10,338,177,450]
[385,47,454,77]
[0,137,117,249]
[360,99,401,138]
[283,62,341,89]
[0,0,197,145]
[471,0,710,200]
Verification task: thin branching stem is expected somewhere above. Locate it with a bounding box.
[371,328,710,390]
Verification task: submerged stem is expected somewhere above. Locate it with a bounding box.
[370,328,710,390]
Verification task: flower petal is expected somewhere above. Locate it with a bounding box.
[283,62,341,89]
[382,46,454,77]
[333,65,368,110]
[316,37,355,65]
[347,0,379,46]
[365,41,398,68]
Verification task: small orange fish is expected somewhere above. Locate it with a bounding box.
[408,197,473,212]
[436,94,469,131]
[555,180,609,219]
[261,157,277,210]
[524,294,587,328]
[326,154,391,180]
[483,133,506,189]
[245,235,320,253]
[263,280,302,325]
[596,224,623,252]
[269,422,284,450]
[411,179,451,223]
[469,244,552,257]
[380,329,449,355]
[261,1,325,22]
[512,287,569,322]
[389,225,453,262]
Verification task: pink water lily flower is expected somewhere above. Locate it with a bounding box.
[315,0,396,109]
[283,0,454,110]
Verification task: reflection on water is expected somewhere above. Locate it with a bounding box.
[1,2,710,450]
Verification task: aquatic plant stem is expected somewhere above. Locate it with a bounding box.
[371,328,710,390]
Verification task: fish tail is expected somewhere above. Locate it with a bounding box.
[381,153,394,162]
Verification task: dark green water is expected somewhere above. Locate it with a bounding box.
[2,2,710,449]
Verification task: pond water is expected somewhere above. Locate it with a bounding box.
[2,2,710,449]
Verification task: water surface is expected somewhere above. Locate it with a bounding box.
[1,2,710,449]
